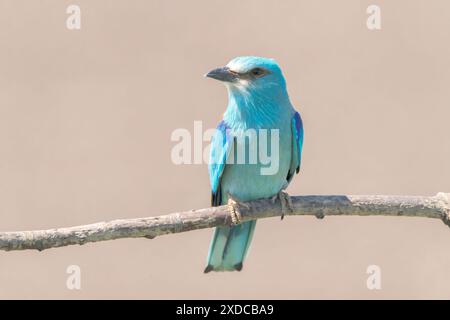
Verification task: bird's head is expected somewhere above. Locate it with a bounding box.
[206,56,293,128]
[205,56,288,101]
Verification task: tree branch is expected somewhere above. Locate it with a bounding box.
[0,193,449,252]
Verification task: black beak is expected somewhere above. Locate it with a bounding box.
[205,67,238,82]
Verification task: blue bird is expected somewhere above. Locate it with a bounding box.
[204,56,303,273]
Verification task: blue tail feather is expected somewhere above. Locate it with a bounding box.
[204,220,256,273]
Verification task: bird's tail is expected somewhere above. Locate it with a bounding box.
[204,220,256,273]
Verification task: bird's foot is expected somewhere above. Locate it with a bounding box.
[227,193,249,225]
[271,190,294,220]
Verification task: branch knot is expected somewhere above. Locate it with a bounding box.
[436,193,450,227]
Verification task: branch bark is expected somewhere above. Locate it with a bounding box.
[0,193,449,252]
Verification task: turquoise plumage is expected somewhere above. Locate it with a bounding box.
[204,56,303,273]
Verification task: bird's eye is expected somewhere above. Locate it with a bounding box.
[250,68,265,78]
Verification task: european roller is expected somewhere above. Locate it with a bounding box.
[204,56,304,273]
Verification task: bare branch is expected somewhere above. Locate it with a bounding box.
[0,193,449,252]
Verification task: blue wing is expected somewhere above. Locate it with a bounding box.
[287,111,304,184]
[208,120,233,206]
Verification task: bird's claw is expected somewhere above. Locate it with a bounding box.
[272,190,294,220]
[227,194,249,225]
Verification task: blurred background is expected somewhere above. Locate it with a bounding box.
[0,0,449,299]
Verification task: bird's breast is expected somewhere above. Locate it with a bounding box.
[220,124,292,202]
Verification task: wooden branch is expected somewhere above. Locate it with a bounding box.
[0,193,449,252]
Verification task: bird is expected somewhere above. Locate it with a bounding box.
[204,56,304,273]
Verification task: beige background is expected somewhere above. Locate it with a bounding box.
[0,0,449,299]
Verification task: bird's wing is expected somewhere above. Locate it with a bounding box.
[287,111,304,184]
[209,120,233,206]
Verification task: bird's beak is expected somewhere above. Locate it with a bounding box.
[205,67,238,82]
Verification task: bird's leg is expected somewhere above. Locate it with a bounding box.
[271,190,294,220]
[227,193,249,225]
